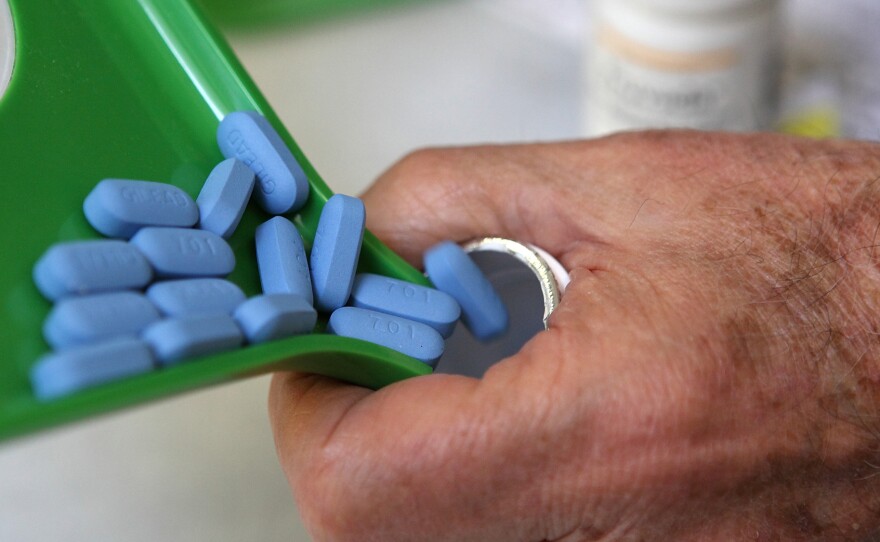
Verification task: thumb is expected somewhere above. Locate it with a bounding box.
[269,343,570,542]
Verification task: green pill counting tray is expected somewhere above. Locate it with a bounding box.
[0,0,433,442]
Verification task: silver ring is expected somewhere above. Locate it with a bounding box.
[462,237,569,329]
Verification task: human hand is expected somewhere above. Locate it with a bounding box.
[270,131,880,541]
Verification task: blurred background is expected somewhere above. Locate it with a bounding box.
[1,0,878,540]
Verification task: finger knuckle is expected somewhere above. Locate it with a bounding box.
[389,146,456,182]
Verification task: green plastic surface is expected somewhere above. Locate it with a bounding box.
[196,0,435,29]
[0,0,432,443]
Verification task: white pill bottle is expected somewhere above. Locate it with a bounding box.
[584,0,781,137]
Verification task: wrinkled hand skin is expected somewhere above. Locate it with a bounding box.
[270,131,880,541]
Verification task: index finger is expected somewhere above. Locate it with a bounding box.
[359,144,613,265]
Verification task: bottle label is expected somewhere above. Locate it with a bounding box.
[585,23,778,136]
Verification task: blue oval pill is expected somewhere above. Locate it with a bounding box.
[130,227,235,278]
[30,338,155,400]
[217,111,309,215]
[197,158,255,239]
[43,291,161,349]
[84,179,199,238]
[147,278,246,317]
[33,240,153,301]
[424,241,508,341]
[310,194,365,312]
[255,217,313,304]
[327,306,444,367]
[350,273,461,338]
[142,313,243,366]
[233,294,317,344]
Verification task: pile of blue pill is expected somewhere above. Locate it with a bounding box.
[29,111,508,400]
